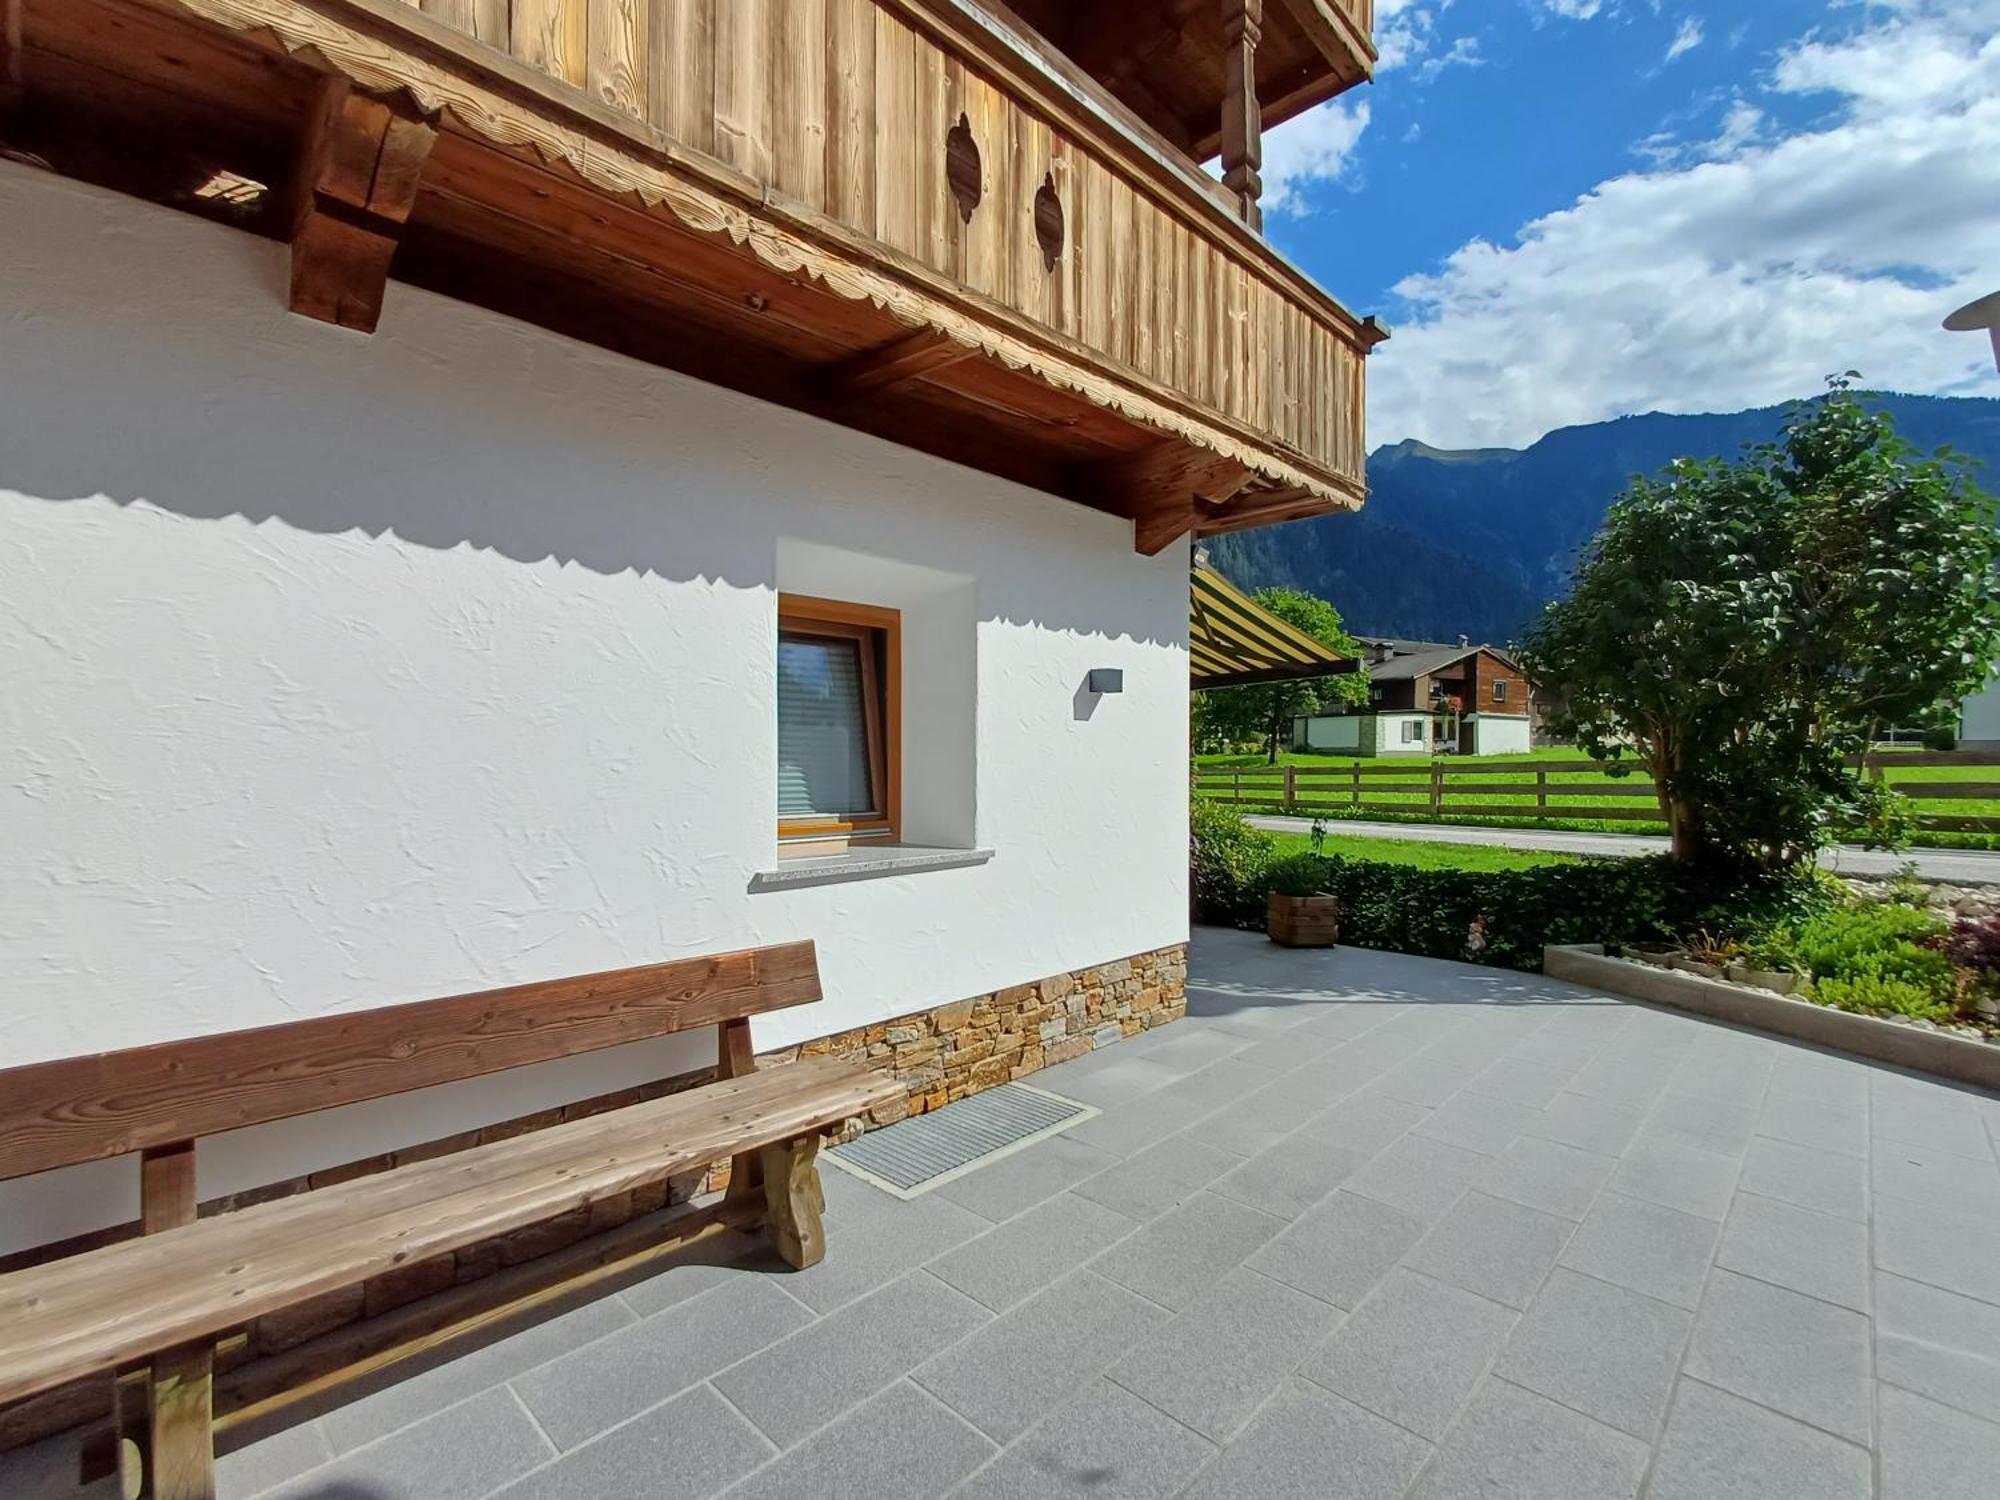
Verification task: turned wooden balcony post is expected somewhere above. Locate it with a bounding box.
[1219,0,1264,231]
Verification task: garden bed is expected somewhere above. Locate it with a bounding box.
[1545,943,2000,1090]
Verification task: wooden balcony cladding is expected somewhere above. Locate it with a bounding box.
[452,0,1376,490]
[341,0,1376,499]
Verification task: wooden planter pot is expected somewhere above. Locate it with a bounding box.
[1267,892,1339,948]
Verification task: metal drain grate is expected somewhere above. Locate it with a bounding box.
[826,1083,1097,1198]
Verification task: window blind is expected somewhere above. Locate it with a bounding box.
[777,633,876,818]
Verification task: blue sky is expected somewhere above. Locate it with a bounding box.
[1253,0,2000,448]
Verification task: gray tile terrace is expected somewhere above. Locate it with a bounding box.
[12,928,2000,1498]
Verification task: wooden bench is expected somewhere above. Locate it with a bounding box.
[0,940,899,1499]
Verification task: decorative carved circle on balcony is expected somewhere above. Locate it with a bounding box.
[1034,172,1064,271]
[946,113,982,224]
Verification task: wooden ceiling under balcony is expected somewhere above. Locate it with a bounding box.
[0,0,1384,554]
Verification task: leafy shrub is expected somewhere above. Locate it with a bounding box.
[1789,903,1952,993]
[1811,973,1955,1023]
[1190,799,1275,928]
[1267,853,1334,898]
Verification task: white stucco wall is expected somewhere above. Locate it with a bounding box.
[0,163,1189,1249]
[1377,715,1433,755]
[1961,676,2000,748]
[1298,715,1362,752]
[1468,715,1533,756]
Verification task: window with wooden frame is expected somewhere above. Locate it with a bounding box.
[1493,679,1509,703]
[776,594,901,846]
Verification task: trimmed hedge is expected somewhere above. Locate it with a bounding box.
[1193,826,1832,973]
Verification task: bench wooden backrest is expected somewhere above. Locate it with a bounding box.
[0,941,822,1182]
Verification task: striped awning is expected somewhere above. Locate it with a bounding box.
[1192,566,1352,688]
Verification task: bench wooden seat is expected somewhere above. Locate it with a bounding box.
[0,940,898,1498]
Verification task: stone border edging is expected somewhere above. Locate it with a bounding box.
[1544,943,2000,1091]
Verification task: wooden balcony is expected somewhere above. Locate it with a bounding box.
[4,0,1384,551]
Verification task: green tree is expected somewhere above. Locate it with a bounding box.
[1196,586,1368,763]
[1522,378,2000,870]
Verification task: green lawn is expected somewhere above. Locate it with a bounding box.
[1269,830,1583,873]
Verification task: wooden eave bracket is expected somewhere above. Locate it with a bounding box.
[1094,442,1254,557]
[820,329,978,398]
[289,77,436,333]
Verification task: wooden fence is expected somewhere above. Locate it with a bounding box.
[1193,752,2000,835]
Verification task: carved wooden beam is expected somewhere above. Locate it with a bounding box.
[1219,0,1265,232]
[289,78,435,333]
[1095,442,1253,556]
[821,329,976,398]
[1274,0,1372,75]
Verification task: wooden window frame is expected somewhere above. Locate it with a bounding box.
[777,593,902,846]
[1492,679,1508,704]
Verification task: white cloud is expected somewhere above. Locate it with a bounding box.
[1261,99,1373,214]
[1367,0,2000,448]
[1373,1,1482,80]
[1538,0,1606,18]
[1664,16,1704,62]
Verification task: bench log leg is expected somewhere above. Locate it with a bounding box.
[759,1134,827,1270]
[718,1018,764,1208]
[148,1343,215,1500]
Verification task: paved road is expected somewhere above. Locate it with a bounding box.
[1247,815,2000,885]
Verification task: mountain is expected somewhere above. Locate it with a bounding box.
[1206,392,2000,644]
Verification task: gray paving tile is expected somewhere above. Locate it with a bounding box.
[1871,1082,1994,1161]
[265,1388,551,1500]
[0,1431,117,1500]
[1139,1026,1258,1074]
[713,1272,990,1448]
[1644,1095,1760,1158]
[1197,1072,1347,1157]
[1494,1268,1690,1439]
[1608,1134,1740,1220]
[1070,1137,1241,1222]
[933,1133,1122,1223]
[782,1183,991,1313]
[1404,1190,1574,1310]
[911,1269,1166,1442]
[1248,1189,1428,1309]
[321,1294,637,1452]
[1108,1266,1342,1442]
[1879,1383,2000,1500]
[1464,1056,1574,1109]
[1300,1268,1516,1440]
[1370,1055,1487,1109]
[1181,1381,1431,1500]
[1685,1268,1872,1442]
[1873,1193,1999,1305]
[1089,1191,1288,1311]
[1557,1191,1719,1310]
[1478,1136,1615,1221]
[1647,1378,1870,1500]
[1408,1378,1647,1500]
[620,1243,775,1318]
[1409,1091,1541,1156]
[954,1377,1215,1499]
[1872,1136,2000,1216]
[512,1277,815,1451]
[490,1384,773,1500]
[1768,1054,1870,1113]
[1063,1089,1221,1160]
[1525,1091,1645,1156]
[1717,1192,1869,1311]
[1738,1136,1868,1221]
[1875,1272,2000,1425]
[1207,1135,1370,1220]
[217,1420,332,1499]
[1759,1091,1866,1158]
[720,1381,994,1500]
[1300,1092,1431,1157]
[927,1191,1138,1313]
[1157,1057,1285,1114]
[1342,1133,1489,1224]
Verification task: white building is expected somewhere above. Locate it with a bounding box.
[0,0,1382,1290]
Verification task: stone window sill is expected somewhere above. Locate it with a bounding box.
[749,845,994,892]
